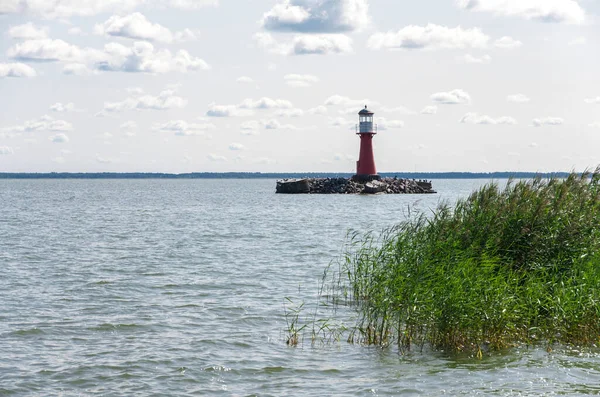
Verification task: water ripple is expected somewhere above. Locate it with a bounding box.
[1,179,599,395]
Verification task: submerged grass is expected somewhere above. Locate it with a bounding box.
[324,168,600,353]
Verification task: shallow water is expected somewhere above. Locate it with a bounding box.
[1,178,599,396]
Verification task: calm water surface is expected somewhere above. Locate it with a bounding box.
[2,179,600,396]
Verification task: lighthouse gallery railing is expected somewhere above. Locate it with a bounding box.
[356,123,377,133]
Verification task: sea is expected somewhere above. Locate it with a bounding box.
[2,178,600,396]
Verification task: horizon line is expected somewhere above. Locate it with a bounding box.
[0,171,581,179]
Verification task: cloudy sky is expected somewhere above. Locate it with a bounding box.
[1,0,599,173]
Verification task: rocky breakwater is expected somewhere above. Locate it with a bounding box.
[276,177,436,194]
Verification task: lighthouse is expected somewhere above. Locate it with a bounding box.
[353,106,380,182]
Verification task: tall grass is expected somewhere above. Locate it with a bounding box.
[327,169,600,353]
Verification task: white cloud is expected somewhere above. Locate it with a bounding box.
[229,143,244,150]
[589,122,600,128]
[239,97,293,109]
[255,32,353,55]
[96,41,209,73]
[0,146,14,155]
[456,0,586,25]
[308,105,328,114]
[206,104,247,117]
[102,89,187,113]
[94,13,198,43]
[494,36,522,49]
[237,76,254,83]
[329,117,352,127]
[154,120,216,136]
[463,54,491,64]
[431,89,471,104]
[0,0,218,19]
[174,29,200,42]
[165,0,219,10]
[507,94,531,103]
[324,95,373,107]
[0,62,36,78]
[8,22,48,39]
[0,0,21,14]
[284,73,319,87]
[1,115,73,133]
[460,112,517,125]
[120,120,138,136]
[263,119,297,129]
[207,97,293,117]
[9,39,208,74]
[292,34,353,55]
[324,95,350,106]
[261,0,370,33]
[377,117,404,130]
[421,105,437,115]
[208,153,227,161]
[584,97,600,104]
[120,120,138,130]
[532,117,564,127]
[7,39,92,63]
[264,119,281,129]
[95,12,172,42]
[49,102,76,112]
[131,90,188,110]
[240,120,260,134]
[62,63,94,75]
[368,24,489,50]
[49,133,70,143]
[254,32,279,50]
[275,108,304,117]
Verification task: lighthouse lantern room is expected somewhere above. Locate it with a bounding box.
[353,106,380,182]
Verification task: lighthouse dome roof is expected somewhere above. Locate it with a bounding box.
[358,106,374,115]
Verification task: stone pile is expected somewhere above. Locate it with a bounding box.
[379,178,434,194]
[276,177,435,194]
[308,177,363,194]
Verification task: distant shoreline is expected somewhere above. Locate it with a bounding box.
[0,172,573,179]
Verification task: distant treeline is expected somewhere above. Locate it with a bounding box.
[0,172,573,179]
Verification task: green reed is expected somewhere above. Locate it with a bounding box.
[326,168,600,353]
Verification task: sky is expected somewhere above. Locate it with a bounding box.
[0,0,599,173]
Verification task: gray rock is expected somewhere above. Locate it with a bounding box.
[275,177,436,194]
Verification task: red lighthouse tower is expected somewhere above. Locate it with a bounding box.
[353,106,379,182]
